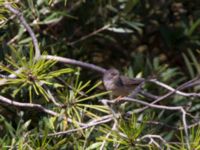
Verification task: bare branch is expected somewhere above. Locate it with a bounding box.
[42,55,106,74]
[100,121,117,150]
[149,79,200,97]
[100,97,190,149]
[4,2,41,60]
[0,95,86,127]
[137,120,179,130]
[137,134,167,148]
[139,91,159,100]
[134,78,200,115]
[46,115,113,136]
[104,97,182,111]
[0,95,58,116]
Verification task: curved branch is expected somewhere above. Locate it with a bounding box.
[0,95,58,116]
[4,3,41,60]
[46,115,113,136]
[149,79,200,97]
[101,97,190,149]
[42,55,107,74]
[0,95,86,127]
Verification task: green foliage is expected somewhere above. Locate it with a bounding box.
[168,126,200,150]
[59,78,109,122]
[1,0,200,149]
[97,114,162,149]
[182,49,200,78]
[0,49,74,102]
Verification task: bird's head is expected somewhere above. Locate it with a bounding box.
[103,68,120,81]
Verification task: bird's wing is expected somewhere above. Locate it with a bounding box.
[121,76,144,86]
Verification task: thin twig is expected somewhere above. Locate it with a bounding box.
[179,120,200,130]
[42,55,107,74]
[101,97,190,149]
[137,120,179,130]
[0,95,85,127]
[68,24,111,45]
[0,95,58,116]
[4,2,41,60]
[137,134,167,149]
[139,91,159,100]
[100,121,117,150]
[105,97,183,111]
[135,77,200,114]
[177,76,200,89]
[46,115,113,136]
[149,79,200,97]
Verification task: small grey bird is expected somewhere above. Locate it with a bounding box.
[103,68,144,96]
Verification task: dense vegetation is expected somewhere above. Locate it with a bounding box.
[0,0,200,149]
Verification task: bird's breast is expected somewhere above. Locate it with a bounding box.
[103,79,115,91]
[103,79,131,96]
